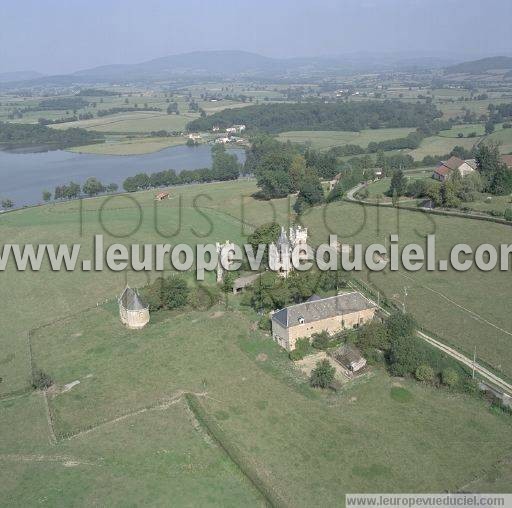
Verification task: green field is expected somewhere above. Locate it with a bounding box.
[69,135,188,155]
[408,135,479,160]
[1,180,512,504]
[277,128,416,150]
[438,123,486,138]
[487,126,512,154]
[51,111,196,134]
[6,304,511,505]
[363,170,432,201]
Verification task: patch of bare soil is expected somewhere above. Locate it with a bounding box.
[256,353,268,362]
[209,311,225,319]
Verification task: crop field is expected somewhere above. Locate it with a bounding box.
[1,180,512,503]
[277,128,416,150]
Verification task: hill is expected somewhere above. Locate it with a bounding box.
[72,50,280,80]
[444,56,512,75]
[0,51,461,88]
[0,70,44,83]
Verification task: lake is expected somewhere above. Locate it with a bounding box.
[0,144,246,208]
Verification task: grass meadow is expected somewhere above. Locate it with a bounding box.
[51,111,195,134]
[69,135,188,155]
[277,128,416,150]
[14,305,512,504]
[1,179,512,504]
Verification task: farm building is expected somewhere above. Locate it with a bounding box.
[119,286,150,329]
[330,344,367,373]
[328,172,342,191]
[432,156,475,182]
[501,155,512,169]
[155,192,170,201]
[270,292,377,351]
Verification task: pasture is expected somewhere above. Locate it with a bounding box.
[277,128,416,150]
[1,179,512,504]
[51,111,195,134]
[8,304,511,505]
[69,135,188,155]
[408,135,478,160]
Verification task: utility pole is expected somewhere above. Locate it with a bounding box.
[402,286,408,313]
[472,346,477,379]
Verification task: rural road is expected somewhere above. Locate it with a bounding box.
[349,276,512,398]
[418,331,512,397]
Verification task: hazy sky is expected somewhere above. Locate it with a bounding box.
[1,0,511,74]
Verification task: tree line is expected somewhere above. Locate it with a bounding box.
[0,122,104,150]
[187,100,442,133]
[48,178,118,201]
[122,144,240,192]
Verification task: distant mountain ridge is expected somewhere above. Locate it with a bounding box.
[0,70,44,83]
[71,50,281,80]
[0,50,471,88]
[444,56,512,75]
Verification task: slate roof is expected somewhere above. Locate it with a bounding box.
[119,287,148,311]
[272,292,375,328]
[331,343,364,366]
[465,158,478,170]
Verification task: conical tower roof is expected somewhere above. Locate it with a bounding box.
[119,286,148,311]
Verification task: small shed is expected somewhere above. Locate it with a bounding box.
[155,192,169,201]
[232,273,261,294]
[331,344,366,372]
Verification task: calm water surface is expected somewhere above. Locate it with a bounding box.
[0,144,245,208]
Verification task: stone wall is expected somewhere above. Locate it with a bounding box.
[272,307,376,351]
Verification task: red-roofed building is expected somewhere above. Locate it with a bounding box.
[501,155,512,169]
[432,156,475,182]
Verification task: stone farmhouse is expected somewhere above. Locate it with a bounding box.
[432,156,475,182]
[119,286,150,329]
[270,292,377,351]
[269,225,308,278]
